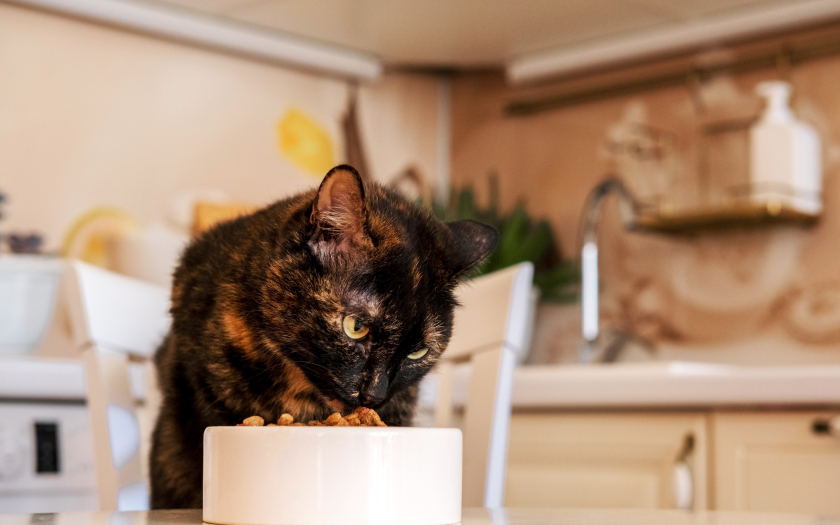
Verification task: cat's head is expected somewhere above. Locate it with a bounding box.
[269,165,497,413]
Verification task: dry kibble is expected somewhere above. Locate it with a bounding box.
[359,411,378,426]
[323,413,342,426]
[342,415,361,426]
[237,408,387,428]
[242,415,265,426]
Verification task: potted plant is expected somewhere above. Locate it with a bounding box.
[429,174,578,304]
[427,175,579,364]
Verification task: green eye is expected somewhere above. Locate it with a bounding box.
[343,315,369,339]
[407,348,429,360]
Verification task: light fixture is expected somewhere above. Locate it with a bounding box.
[10,0,382,81]
[507,0,840,85]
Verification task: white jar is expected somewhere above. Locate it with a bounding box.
[749,81,822,214]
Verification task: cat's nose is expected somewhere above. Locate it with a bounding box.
[359,376,389,407]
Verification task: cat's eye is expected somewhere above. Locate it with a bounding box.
[406,347,429,360]
[342,315,369,339]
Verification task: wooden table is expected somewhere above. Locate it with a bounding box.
[0,509,837,525]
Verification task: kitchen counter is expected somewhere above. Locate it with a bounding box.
[0,508,837,525]
[508,361,840,408]
[424,361,840,410]
[4,356,840,408]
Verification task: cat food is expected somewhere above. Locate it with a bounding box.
[237,407,387,427]
[241,415,265,426]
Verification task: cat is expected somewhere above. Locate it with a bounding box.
[149,165,498,509]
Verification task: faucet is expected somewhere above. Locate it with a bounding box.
[578,177,645,363]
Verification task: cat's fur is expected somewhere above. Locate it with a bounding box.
[149,165,497,509]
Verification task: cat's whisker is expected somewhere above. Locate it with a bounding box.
[244,359,288,381]
[293,359,334,375]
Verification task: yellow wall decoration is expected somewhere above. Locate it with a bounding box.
[60,207,140,269]
[277,109,335,177]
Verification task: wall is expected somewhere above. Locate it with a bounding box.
[0,2,442,254]
[451,31,840,366]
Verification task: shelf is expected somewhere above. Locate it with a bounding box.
[633,201,820,235]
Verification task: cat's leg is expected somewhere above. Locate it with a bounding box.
[149,405,204,509]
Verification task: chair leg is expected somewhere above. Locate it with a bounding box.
[433,361,455,428]
[461,345,517,508]
[83,347,146,510]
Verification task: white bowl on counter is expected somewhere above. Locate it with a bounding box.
[0,255,63,354]
[203,426,462,525]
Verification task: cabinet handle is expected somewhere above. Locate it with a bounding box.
[673,461,693,510]
[811,416,840,437]
[673,434,694,510]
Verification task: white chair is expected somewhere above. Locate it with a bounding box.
[66,258,533,511]
[63,260,170,511]
[433,262,534,509]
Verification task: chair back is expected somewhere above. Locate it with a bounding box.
[434,263,534,508]
[64,260,170,511]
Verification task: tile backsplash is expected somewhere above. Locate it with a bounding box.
[451,36,840,365]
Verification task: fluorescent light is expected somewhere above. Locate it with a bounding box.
[10,0,382,80]
[507,0,840,84]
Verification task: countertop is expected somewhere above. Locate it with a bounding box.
[0,508,838,525]
[3,356,840,409]
[507,361,840,408]
[422,360,840,409]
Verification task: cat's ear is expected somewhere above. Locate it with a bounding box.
[309,165,370,256]
[445,220,498,278]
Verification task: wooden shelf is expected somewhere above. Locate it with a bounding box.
[633,201,820,235]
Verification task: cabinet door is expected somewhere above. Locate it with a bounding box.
[505,412,708,510]
[712,411,840,513]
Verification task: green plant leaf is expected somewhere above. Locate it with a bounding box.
[428,175,580,303]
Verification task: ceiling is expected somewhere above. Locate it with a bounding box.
[142,0,805,68]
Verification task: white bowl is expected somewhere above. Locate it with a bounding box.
[203,426,462,525]
[0,255,63,354]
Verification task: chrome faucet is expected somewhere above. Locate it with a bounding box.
[578,177,643,363]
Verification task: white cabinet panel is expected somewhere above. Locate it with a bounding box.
[713,411,840,513]
[505,412,708,510]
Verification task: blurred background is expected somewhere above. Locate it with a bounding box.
[2,0,840,516]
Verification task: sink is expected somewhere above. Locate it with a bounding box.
[558,360,737,376]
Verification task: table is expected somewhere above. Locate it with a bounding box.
[1,508,838,525]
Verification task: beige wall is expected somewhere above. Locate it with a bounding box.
[9,2,840,365]
[451,37,840,365]
[0,3,442,250]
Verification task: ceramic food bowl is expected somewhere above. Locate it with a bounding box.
[203,426,462,525]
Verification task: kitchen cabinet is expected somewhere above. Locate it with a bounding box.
[505,409,840,512]
[712,411,840,513]
[505,413,708,510]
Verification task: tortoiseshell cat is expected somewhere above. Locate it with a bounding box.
[149,165,497,509]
